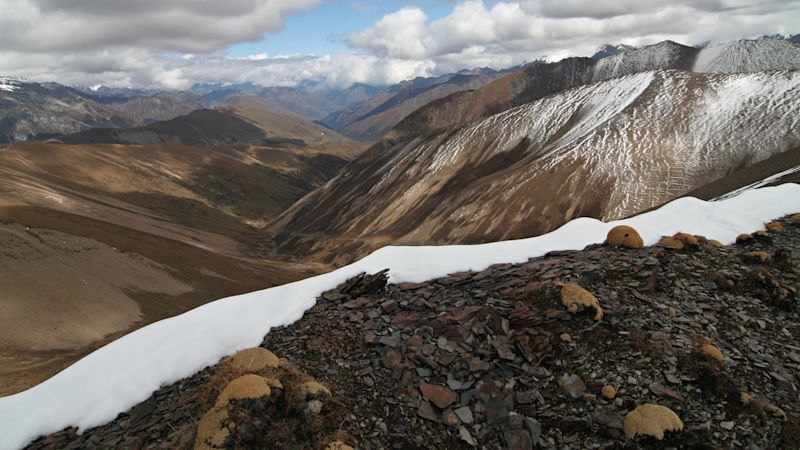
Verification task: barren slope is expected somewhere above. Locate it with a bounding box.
[0,135,353,393]
[58,106,364,158]
[273,70,800,263]
[389,39,799,142]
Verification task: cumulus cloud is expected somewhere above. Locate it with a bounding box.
[0,0,322,53]
[0,48,435,90]
[348,0,800,68]
[0,0,798,89]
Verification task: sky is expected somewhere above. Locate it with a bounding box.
[0,0,797,89]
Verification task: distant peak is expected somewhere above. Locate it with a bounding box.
[591,43,637,60]
[0,75,30,92]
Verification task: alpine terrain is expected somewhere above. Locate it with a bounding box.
[0,22,799,450]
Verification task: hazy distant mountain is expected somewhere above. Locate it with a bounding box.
[191,82,384,121]
[591,43,637,60]
[1,78,206,143]
[0,76,132,143]
[320,67,515,142]
[59,105,362,157]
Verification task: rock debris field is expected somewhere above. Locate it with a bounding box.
[26,215,800,450]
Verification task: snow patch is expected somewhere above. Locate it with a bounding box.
[694,39,800,73]
[1,184,800,449]
[0,75,29,92]
[713,166,800,201]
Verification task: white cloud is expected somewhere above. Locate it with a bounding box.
[347,7,429,59]
[0,0,798,89]
[348,0,800,70]
[0,0,322,53]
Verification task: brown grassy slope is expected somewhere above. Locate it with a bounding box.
[0,138,352,395]
[222,104,365,159]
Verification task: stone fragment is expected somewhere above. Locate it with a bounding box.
[417,401,439,422]
[649,383,684,401]
[343,297,370,309]
[595,407,624,429]
[442,409,461,426]
[459,426,477,446]
[485,393,513,425]
[736,233,753,244]
[503,428,533,450]
[492,336,515,360]
[420,383,457,409]
[559,373,587,399]
[454,406,474,424]
[601,385,616,400]
[559,333,572,343]
[380,299,398,313]
[524,417,542,444]
[382,348,403,369]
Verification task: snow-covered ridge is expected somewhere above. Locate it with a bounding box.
[1,184,800,449]
[694,39,800,73]
[0,75,30,92]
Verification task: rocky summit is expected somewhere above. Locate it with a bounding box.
[24,215,800,449]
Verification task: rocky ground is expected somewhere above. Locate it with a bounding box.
[25,215,800,449]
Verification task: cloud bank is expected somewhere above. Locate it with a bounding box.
[0,0,797,89]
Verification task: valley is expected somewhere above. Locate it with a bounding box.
[0,32,799,449]
[0,105,363,394]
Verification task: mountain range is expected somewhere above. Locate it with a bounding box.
[1,36,798,400]
[272,67,800,262]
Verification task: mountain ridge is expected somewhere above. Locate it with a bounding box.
[272,69,800,263]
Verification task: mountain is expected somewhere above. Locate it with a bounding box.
[321,69,510,142]
[0,76,132,142]
[272,69,800,263]
[58,104,363,158]
[0,137,346,393]
[193,82,385,121]
[693,38,800,73]
[1,78,207,143]
[97,92,206,125]
[0,105,362,394]
[388,39,800,143]
[591,43,637,59]
[4,181,800,450]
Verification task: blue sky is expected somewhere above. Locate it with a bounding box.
[227,1,459,57]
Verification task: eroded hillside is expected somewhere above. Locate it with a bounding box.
[273,70,800,263]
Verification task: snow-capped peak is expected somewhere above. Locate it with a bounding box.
[0,75,30,92]
[693,38,800,73]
